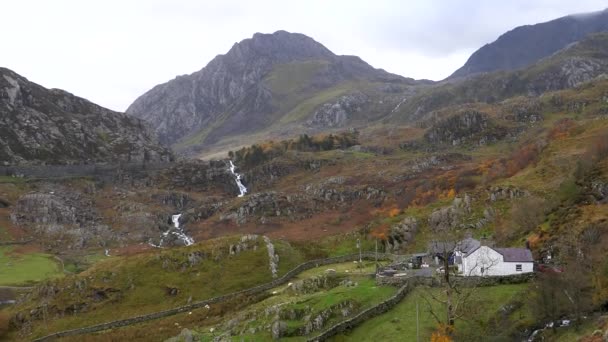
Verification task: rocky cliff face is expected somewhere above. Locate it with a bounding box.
[0,68,172,165]
[450,8,608,79]
[126,31,414,151]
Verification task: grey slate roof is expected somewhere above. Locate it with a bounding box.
[458,238,481,254]
[494,248,534,262]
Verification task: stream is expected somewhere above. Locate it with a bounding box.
[149,161,246,248]
[149,213,194,248]
[229,160,248,197]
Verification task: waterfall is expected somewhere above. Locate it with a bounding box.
[229,160,248,197]
[170,214,195,246]
[148,213,194,248]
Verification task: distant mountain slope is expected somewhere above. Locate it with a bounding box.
[127,30,422,153]
[394,32,608,123]
[450,8,608,79]
[0,68,172,165]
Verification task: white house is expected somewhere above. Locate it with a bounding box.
[454,239,534,276]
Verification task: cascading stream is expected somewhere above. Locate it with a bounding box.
[149,213,194,248]
[229,160,248,197]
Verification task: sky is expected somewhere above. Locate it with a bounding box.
[2,0,606,112]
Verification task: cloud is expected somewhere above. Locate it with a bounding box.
[1,0,606,111]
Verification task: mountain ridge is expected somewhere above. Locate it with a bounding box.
[449,8,608,79]
[0,67,172,165]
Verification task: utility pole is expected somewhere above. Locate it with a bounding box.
[357,238,362,272]
[416,297,420,342]
[375,239,378,263]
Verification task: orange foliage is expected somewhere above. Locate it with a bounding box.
[371,224,389,240]
[431,324,454,342]
[527,233,542,250]
[388,207,401,217]
[370,206,401,218]
[439,188,456,200]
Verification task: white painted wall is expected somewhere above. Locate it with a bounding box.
[461,246,533,276]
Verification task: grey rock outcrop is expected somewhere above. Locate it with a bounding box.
[306,92,368,128]
[10,189,111,249]
[271,320,288,340]
[0,67,172,165]
[385,217,418,252]
[428,195,472,231]
[488,186,529,202]
[425,111,507,146]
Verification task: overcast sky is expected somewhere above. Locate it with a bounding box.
[2,0,606,111]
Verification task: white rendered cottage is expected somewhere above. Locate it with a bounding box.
[454,239,534,276]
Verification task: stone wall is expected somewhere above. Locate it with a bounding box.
[310,273,535,341]
[32,252,394,341]
[376,272,534,287]
[307,281,413,342]
[0,162,171,181]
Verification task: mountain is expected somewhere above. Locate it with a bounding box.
[394,32,608,122]
[450,8,608,79]
[127,30,422,154]
[0,67,172,165]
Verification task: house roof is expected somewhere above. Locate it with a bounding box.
[494,248,534,262]
[457,238,481,254]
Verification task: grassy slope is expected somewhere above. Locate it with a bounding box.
[0,246,62,286]
[333,284,529,341]
[192,260,395,342]
[8,235,306,340]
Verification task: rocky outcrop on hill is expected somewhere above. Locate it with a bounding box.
[218,181,387,225]
[428,195,472,231]
[0,67,171,165]
[501,98,543,123]
[157,160,237,195]
[424,111,508,146]
[526,56,608,96]
[487,186,529,202]
[10,188,112,249]
[306,92,368,128]
[219,192,311,225]
[450,9,608,78]
[385,217,418,252]
[151,192,195,210]
[287,273,342,295]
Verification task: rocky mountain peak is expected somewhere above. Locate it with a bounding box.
[231,30,334,61]
[126,31,409,149]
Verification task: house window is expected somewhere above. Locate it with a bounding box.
[516,264,522,272]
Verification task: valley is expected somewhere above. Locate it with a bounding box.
[1,7,608,342]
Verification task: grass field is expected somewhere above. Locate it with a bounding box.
[332,283,529,341]
[0,246,62,286]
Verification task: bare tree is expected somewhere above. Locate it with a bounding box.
[423,232,499,335]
